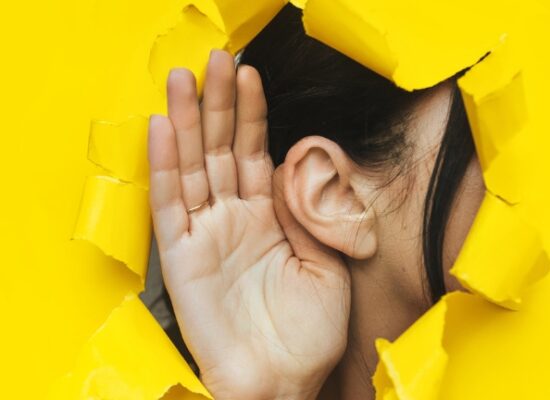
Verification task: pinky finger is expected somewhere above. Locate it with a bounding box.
[148,115,189,250]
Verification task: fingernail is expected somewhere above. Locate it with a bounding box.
[209,48,225,64]
[168,68,182,78]
[149,114,164,129]
[167,67,190,81]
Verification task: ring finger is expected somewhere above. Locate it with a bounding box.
[167,68,210,215]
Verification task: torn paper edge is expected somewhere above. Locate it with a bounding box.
[148,4,230,95]
[71,175,151,286]
[301,0,507,91]
[47,293,212,400]
[74,114,152,286]
[458,36,527,187]
[190,0,287,53]
[223,0,287,53]
[301,0,399,88]
[373,297,448,400]
[450,192,549,310]
[88,115,150,190]
[454,36,550,307]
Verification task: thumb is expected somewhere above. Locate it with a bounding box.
[272,164,348,277]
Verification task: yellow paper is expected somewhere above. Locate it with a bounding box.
[149,5,229,95]
[439,276,550,399]
[373,3,550,397]
[48,294,211,400]
[3,0,550,399]
[0,1,206,397]
[289,0,306,9]
[192,0,286,52]
[149,1,285,95]
[73,175,152,284]
[301,0,512,90]
[161,384,208,400]
[373,300,447,400]
[375,278,550,399]
[458,38,526,204]
[452,13,550,307]
[451,193,549,309]
[89,116,150,189]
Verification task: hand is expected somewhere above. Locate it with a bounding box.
[148,50,350,400]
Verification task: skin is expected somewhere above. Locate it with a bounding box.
[333,80,485,400]
[148,50,485,400]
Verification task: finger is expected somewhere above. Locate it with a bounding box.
[148,115,189,249]
[167,68,210,213]
[233,65,274,200]
[201,50,238,200]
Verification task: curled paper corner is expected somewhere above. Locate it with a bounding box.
[192,0,286,53]
[149,5,229,96]
[160,384,210,400]
[450,193,549,310]
[301,0,507,91]
[77,115,153,287]
[88,116,150,189]
[148,0,286,96]
[458,36,527,204]
[289,0,306,9]
[301,0,398,88]
[373,289,550,400]
[73,175,152,286]
[48,294,212,400]
[373,299,448,400]
[373,292,526,400]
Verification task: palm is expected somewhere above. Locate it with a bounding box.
[149,51,350,399]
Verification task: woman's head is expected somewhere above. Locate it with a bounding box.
[240,4,483,302]
[149,5,487,397]
[240,5,485,390]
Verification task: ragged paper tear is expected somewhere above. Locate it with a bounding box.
[373,300,448,400]
[149,1,285,95]
[301,0,511,91]
[374,277,550,399]
[454,33,550,308]
[458,38,526,204]
[160,384,208,400]
[89,116,150,189]
[450,193,549,309]
[191,0,286,52]
[149,5,229,95]
[456,11,550,290]
[73,175,151,284]
[78,115,153,284]
[48,294,211,400]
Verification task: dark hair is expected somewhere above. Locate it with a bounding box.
[239,4,475,303]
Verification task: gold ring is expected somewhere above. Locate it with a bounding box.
[187,201,209,214]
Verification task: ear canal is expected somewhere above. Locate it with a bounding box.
[283,137,378,260]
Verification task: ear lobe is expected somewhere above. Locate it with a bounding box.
[283,136,377,259]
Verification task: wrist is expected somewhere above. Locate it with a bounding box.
[260,371,326,400]
[210,383,322,400]
[204,373,325,400]
[200,356,332,400]
[271,383,323,400]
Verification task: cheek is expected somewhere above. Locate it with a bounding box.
[442,155,486,292]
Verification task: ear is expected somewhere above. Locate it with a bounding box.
[283,136,377,259]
